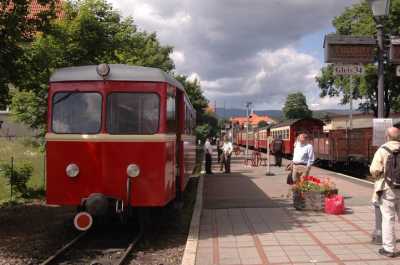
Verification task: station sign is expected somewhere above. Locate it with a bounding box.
[324,34,376,64]
[333,64,364,76]
[390,38,400,64]
[373,118,393,147]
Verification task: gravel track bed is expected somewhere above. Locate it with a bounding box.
[0,177,198,265]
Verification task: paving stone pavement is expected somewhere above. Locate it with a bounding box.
[195,149,400,265]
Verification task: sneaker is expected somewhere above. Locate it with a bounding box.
[378,248,396,258]
[371,235,382,245]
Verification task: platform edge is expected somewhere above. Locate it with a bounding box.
[181,173,204,265]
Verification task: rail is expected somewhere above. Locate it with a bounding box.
[39,225,143,265]
[39,232,87,265]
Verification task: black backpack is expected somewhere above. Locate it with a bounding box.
[382,146,400,188]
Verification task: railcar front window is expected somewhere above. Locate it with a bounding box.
[107,93,159,134]
[52,92,102,134]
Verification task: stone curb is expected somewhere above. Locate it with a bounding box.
[180,173,204,265]
[317,167,374,188]
[283,158,374,188]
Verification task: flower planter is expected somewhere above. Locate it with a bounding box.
[293,190,325,211]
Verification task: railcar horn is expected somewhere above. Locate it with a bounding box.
[96,63,110,79]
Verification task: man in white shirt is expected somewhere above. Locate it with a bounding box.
[222,136,233,173]
[292,133,314,182]
[204,138,213,174]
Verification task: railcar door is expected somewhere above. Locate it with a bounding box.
[167,86,184,203]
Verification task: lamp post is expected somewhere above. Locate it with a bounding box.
[368,0,390,118]
[245,102,252,159]
[367,0,390,247]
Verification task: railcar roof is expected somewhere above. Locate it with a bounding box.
[270,118,324,129]
[49,64,184,91]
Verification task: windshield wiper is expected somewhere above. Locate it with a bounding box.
[53,90,78,105]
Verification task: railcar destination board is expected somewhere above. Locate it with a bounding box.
[324,34,376,64]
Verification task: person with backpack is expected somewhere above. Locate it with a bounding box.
[370,127,400,258]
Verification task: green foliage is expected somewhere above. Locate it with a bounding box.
[0,0,56,109]
[316,0,400,117]
[0,137,45,202]
[203,112,219,137]
[11,0,174,132]
[174,75,209,122]
[257,120,268,128]
[282,92,312,120]
[195,124,210,143]
[10,90,45,132]
[174,75,218,139]
[0,162,34,198]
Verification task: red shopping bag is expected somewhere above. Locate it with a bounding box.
[325,195,345,215]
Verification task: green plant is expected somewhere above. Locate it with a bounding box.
[292,176,337,195]
[0,162,34,198]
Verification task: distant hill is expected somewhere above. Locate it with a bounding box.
[215,108,283,120]
[215,108,360,120]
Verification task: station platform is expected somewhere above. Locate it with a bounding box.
[194,151,400,265]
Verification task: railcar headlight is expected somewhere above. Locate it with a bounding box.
[96,63,110,78]
[127,164,140,178]
[66,163,79,178]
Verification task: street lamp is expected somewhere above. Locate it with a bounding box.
[245,102,252,159]
[367,0,390,249]
[368,0,390,18]
[368,0,390,118]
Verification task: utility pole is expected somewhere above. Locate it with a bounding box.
[245,102,252,159]
[349,76,353,130]
[377,23,385,118]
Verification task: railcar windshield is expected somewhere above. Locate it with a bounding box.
[107,93,159,134]
[52,92,102,134]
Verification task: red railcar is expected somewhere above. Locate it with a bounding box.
[313,128,377,165]
[236,118,324,155]
[255,127,270,150]
[46,64,196,230]
[269,118,324,156]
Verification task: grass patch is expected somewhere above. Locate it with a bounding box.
[0,137,45,203]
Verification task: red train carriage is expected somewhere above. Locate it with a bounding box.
[255,126,270,151]
[313,128,377,166]
[46,64,196,230]
[269,118,324,156]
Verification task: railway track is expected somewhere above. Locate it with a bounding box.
[39,224,143,265]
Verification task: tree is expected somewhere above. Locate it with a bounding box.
[174,75,219,139]
[257,120,268,128]
[11,0,174,132]
[0,0,56,109]
[282,92,312,120]
[316,0,400,117]
[174,75,208,122]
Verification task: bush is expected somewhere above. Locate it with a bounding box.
[0,162,33,198]
[19,137,41,149]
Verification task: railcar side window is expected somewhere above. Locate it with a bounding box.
[107,93,159,134]
[52,92,102,134]
[167,93,176,133]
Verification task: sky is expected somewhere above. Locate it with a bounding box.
[107,0,361,110]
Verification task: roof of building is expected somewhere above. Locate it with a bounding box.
[329,112,400,120]
[270,118,324,129]
[230,113,275,126]
[28,0,64,18]
[50,64,185,90]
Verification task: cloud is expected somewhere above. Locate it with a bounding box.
[201,47,324,109]
[170,50,185,66]
[107,0,360,110]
